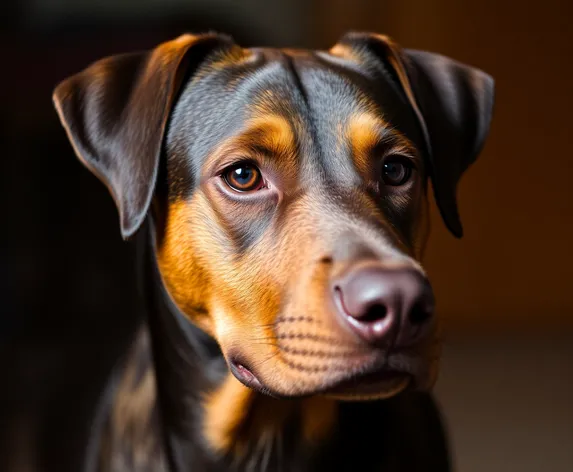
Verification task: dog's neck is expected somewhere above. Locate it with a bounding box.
[102,221,451,472]
[133,221,338,472]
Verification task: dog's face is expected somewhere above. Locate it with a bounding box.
[157,43,435,400]
[53,33,494,400]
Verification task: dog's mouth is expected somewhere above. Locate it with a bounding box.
[229,360,266,393]
[229,356,413,400]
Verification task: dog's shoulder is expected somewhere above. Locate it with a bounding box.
[97,326,168,472]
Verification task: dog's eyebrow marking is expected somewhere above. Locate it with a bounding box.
[203,114,298,179]
[238,115,297,159]
[347,112,418,175]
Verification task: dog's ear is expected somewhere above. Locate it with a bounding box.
[335,32,495,237]
[53,33,235,239]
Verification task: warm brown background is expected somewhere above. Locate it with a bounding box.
[1,1,571,471]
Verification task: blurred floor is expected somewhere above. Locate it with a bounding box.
[435,335,573,472]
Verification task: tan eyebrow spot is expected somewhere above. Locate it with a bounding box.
[347,112,388,175]
[241,115,297,158]
[203,114,298,179]
[347,112,418,176]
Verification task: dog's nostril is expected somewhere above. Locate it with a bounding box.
[361,303,388,322]
[334,285,389,323]
[409,303,432,325]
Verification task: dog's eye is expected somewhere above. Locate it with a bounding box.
[381,157,413,186]
[223,164,264,192]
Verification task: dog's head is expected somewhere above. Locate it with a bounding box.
[53,32,494,401]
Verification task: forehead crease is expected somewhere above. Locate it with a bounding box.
[293,61,383,180]
[246,66,308,132]
[297,59,380,116]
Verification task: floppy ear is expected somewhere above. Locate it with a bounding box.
[53,33,234,239]
[336,32,495,237]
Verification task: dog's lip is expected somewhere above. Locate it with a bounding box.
[228,357,281,397]
[229,358,264,390]
[228,349,429,399]
[231,355,411,399]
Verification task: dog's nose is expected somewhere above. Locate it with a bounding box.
[333,263,435,347]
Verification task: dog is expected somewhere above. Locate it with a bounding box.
[53,31,494,472]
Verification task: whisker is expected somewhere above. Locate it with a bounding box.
[257,322,279,328]
[249,341,280,348]
[249,351,281,370]
[246,336,278,342]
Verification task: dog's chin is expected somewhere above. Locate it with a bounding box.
[320,371,411,401]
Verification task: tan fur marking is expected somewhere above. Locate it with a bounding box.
[347,112,419,175]
[200,114,298,183]
[301,396,337,445]
[241,115,297,170]
[203,374,337,456]
[156,198,214,334]
[203,374,255,454]
[347,112,387,176]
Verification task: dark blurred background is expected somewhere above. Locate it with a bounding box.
[1,1,571,471]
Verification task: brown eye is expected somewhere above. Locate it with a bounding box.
[381,157,413,186]
[223,164,264,192]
